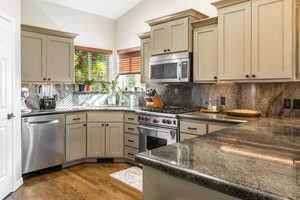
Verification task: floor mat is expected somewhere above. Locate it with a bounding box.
[110,167,143,191]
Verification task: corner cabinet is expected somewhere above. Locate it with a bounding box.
[139,32,151,83]
[193,18,219,82]
[213,0,293,81]
[21,25,77,83]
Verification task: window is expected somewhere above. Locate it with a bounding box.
[74,46,112,83]
[118,47,145,91]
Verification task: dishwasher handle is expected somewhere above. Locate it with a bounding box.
[27,120,60,125]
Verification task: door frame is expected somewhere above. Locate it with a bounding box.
[0,9,23,196]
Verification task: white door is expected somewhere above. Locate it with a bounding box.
[0,13,14,200]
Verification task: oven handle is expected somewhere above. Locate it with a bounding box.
[138,125,172,133]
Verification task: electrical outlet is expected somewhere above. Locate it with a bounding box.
[294,99,300,109]
[220,96,226,106]
[283,99,291,109]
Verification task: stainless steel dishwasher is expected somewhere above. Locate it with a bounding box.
[22,114,65,174]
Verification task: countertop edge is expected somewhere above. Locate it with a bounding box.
[135,154,287,200]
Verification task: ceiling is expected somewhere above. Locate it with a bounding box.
[43,0,143,19]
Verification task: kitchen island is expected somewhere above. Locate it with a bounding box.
[136,118,300,200]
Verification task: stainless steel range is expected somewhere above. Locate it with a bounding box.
[137,107,198,152]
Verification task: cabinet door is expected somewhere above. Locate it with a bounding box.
[218,2,252,80]
[105,123,124,158]
[151,23,170,55]
[21,31,47,81]
[141,38,151,83]
[169,18,189,53]
[207,123,233,133]
[87,123,106,158]
[252,0,293,79]
[194,24,218,82]
[46,36,74,82]
[66,123,86,162]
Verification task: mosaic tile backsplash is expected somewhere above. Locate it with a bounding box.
[22,83,145,109]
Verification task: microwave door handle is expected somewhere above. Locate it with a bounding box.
[178,63,182,80]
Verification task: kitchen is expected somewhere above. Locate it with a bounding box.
[1,0,300,200]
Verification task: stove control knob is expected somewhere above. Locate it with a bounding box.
[145,117,150,121]
[138,116,141,120]
[167,120,171,124]
[153,119,159,123]
[162,119,166,123]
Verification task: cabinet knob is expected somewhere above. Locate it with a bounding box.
[106,124,109,127]
[252,74,256,78]
[245,74,250,78]
[83,124,87,127]
[214,76,218,80]
[168,49,171,51]
[43,78,46,81]
[48,78,51,81]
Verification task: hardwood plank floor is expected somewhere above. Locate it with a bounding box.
[6,163,143,200]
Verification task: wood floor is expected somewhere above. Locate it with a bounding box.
[6,163,143,200]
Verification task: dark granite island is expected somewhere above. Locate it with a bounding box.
[136,118,300,200]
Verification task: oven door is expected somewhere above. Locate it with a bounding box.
[138,125,177,152]
[150,60,181,83]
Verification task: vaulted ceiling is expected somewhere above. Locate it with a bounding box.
[43,0,143,19]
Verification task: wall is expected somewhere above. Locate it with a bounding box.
[21,0,116,50]
[115,0,218,49]
[152,82,300,118]
[0,0,22,191]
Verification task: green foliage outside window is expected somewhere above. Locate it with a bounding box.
[74,50,109,83]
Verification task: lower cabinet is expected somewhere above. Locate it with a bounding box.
[87,122,124,158]
[66,123,87,162]
[105,123,124,157]
[180,133,199,142]
[87,123,106,158]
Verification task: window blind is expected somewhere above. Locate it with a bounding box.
[118,50,141,75]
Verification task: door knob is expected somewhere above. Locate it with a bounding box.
[7,113,15,120]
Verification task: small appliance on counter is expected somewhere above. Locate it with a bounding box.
[144,89,164,108]
[39,97,56,110]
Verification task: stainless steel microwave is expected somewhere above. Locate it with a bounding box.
[149,52,192,83]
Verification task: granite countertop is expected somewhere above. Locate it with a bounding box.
[136,118,300,200]
[21,106,141,117]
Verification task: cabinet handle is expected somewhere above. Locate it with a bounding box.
[83,124,87,127]
[187,127,197,131]
[43,78,47,81]
[252,74,256,78]
[128,118,135,120]
[128,153,134,156]
[106,124,109,126]
[72,118,81,121]
[128,139,135,143]
[245,74,250,78]
[128,128,134,131]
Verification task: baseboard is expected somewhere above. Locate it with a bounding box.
[13,178,23,191]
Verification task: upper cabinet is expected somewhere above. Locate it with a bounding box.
[212,0,293,81]
[146,9,208,56]
[139,32,151,83]
[192,17,219,82]
[21,25,77,83]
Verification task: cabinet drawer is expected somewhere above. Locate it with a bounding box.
[180,120,207,135]
[180,133,199,142]
[124,147,138,160]
[125,123,138,135]
[87,111,123,122]
[124,113,138,124]
[207,122,234,133]
[66,112,86,124]
[125,134,139,148]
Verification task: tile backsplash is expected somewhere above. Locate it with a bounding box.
[149,82,300,118]
[23,82,300,118]
[22,83,145,109]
